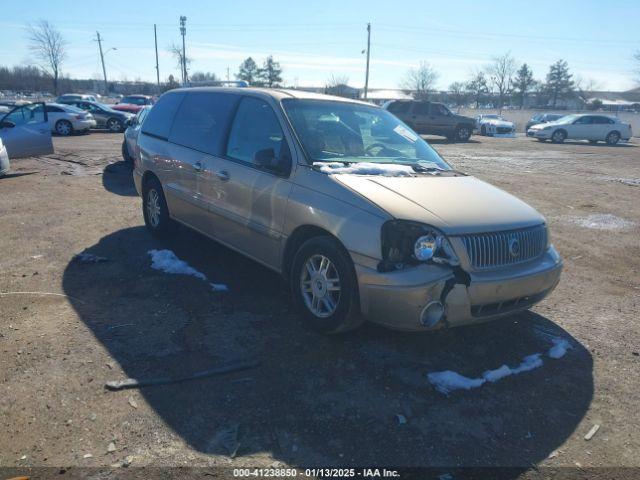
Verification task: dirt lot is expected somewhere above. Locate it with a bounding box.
[1,132,639,478]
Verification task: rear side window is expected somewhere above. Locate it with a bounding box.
[226,96,288,166]
[169,92,238,155]
[593,116,614,124]
[142,92,185,139]
[388,102,410,114]
[46,106,63,113]
[413,102,430,115]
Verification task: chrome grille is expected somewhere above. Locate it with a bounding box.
[460,225,547,270]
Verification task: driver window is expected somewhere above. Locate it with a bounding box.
[574,116,592,125]
[3,105,45,127]
[431,104,450,116]
[226,97,289,166]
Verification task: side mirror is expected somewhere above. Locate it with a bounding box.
[0,120,15,129]
[253,148,290,175]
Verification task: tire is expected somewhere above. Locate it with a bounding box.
[107,118,123,133]
[455,125,472,142]
[290,236,363,334]
[142,177,174,237]
[551,129,566,143]
[480,125,487,136]
[122,140,132,163]
[55,119,73,136]
[605,131,620,145]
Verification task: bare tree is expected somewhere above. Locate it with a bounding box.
[168,43,191,83]
[401,61,439,100]
[325,74,352,97]
[486,52,516,109]
[448,81,467,107]
[27,20,66,95]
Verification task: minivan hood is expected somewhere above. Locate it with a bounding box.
[333,174,544,234]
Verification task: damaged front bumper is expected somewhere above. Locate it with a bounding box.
[355,246,562,332]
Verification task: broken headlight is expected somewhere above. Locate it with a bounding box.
[379,220,459,272]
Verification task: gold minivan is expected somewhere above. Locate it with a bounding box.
[133,88,562,334]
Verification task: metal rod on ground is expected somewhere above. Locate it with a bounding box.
[363,22,371,100]
[104,359,260,391]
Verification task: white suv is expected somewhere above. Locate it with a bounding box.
[527,114,632,145]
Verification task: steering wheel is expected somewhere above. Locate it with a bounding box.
[364,143,390,156]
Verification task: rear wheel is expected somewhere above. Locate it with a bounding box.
[55,119,73,136]
[122,140,132,163]
[142,177,174,237]
[605,131,620,145]
[290,236,363,334]
[551,129,566,143]
[107,118,123,133]
[455,125,472,142]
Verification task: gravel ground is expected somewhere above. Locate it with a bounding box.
[1,132,639,478]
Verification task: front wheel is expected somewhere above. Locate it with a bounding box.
[551,129,566,143]
[455,125,472,142]
[107,118,123,133]
[605,131,620,145]
[290,236,363,334]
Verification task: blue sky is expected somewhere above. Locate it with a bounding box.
[1,0,638,91]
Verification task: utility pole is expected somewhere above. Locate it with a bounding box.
[154,24,160,91]
[179,16,187,85]
[96,31,108,95]
[363,23,371,100]
[226,67,230,82]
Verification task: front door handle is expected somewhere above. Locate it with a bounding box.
[215,170,230,182]
[193,161,203,172]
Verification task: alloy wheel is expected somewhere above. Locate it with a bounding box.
[146,189,161,228]
[300,254,341,318]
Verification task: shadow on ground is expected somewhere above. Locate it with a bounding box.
[62,225,593,471]
[102,161,136,196]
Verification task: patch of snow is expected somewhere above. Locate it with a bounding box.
[562,213,636,231]
[428,338,570,394]
[548,337,571,359]
[149,249,206,279]
[482,364,513,383]
[148,249,228,292]
[511,353,544,374]
[427,370,485,394]
[210,283,229,292]
[314,162,414,177]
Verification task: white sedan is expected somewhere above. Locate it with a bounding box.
[44,103,97,136]
[475,114,516,137]
[527,114,632,145]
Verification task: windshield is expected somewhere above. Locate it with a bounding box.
[554,114,578,124]
[281,99,451,170]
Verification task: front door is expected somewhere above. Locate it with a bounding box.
[0,103,53,158]
[199,96,293,269]
[409,102,431,134]
[429,103,456,136]
[569,116,593,139]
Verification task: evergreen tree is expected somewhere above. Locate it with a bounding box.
[257,56,283,88]
[514,63,535,109]
[236,57,259,85]
[546,60,574,107]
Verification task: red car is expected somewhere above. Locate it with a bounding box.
[111,95,154,114]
